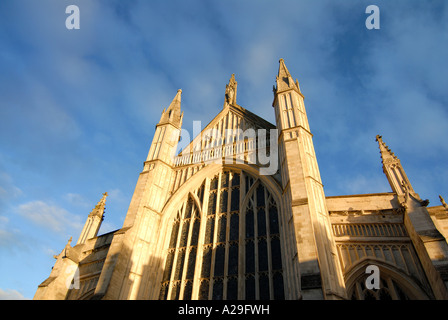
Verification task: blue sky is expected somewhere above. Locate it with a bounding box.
[0,0,447,299]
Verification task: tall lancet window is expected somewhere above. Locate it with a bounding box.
[160,170,284,300]
[159,193,202,300]
[243,177,284,300]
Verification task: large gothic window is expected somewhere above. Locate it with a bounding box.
[160,169,284,300]
[347,264,428,300]
[159,195,202,300]
[350,276,411,300]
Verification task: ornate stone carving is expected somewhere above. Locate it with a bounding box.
[225,74,237,106]
[440,195,448,210]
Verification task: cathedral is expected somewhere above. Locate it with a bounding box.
[34,59,448,300]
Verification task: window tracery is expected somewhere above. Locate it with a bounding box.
[160,170,284,300]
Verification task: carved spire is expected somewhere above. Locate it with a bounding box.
[159,89,183,128]
[77,192,108,245]
[224,74,237,107]
[376,135,399,165]
[168,89,182,113]
[375,135,416,197]
[275,58,301,93]
[89,192,108,219]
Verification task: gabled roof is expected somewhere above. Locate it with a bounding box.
[178,103,276,156]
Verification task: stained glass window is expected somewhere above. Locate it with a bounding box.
[160,170,284,300]
[349,270,414,300]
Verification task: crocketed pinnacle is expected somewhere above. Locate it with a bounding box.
[376,135,399,164]
[89,192,107,218]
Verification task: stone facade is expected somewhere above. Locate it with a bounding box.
[34,59,448,300]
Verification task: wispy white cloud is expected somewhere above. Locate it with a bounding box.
[63,193,90,208]
[16,201,83,235]
[359,3,448,151]
[0,214,31,255]
[0,228,16,248]
[0,172,22,206]
[0,288,28,300]
[0,216,8,224]
[341,174,391,196]
[107,188,127,204]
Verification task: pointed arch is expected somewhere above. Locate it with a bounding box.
[345,258,430,300]
[160,164,283,232]
[241,177,260,213]
[156,164,286,300]
[240,173,285,299]
[188,191,203,219]
[159,192,202,300]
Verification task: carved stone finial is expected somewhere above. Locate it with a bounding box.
[440,195,448,209]
[63,237,73,258]
[89,193,108,218]
[376,134,399,165]
[295,79,301,92]
[225,74,237,106]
